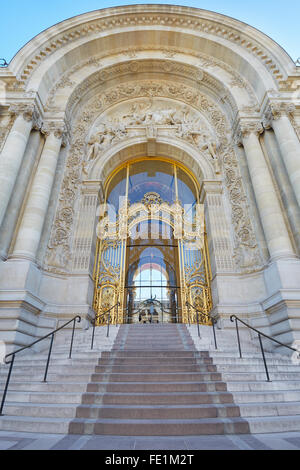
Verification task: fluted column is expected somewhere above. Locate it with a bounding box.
[264,102,300,208]
[239,121,295,261]
[12,121,67,261]
[0,104,41,228]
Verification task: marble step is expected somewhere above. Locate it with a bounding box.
[86,381,228,393]
[226,380,300,392]
[68,416,250,436]
[0,416,72,434]
[75,403,241,420]
[81,391,235,405]
[239,401,300,417]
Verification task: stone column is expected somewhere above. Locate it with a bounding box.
[239,121,295,261]
[0,130,44,259]
[264,102,300,208]
[200,180,234,275]
[0,104,40,228]
[12,121,66,261]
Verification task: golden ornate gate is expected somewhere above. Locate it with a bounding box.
[93,159,212,325]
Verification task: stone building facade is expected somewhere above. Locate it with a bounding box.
[0,5,300,352]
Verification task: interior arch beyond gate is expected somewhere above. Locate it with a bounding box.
[93,158,212,326]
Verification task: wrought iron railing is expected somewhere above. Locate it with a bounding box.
[230,314,300,381]
[186,301,218,349]
[0,315,81,415]
[91,302,120,350]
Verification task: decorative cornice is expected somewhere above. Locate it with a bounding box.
[14,11,285,88]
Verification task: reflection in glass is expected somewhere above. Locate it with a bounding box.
[128,160,175,205]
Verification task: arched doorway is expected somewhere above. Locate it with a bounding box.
[125,221,179,323]
[93,158,212,325]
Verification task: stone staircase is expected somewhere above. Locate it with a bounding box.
[0,323,300,435]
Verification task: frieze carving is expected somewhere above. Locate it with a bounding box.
[82,98,222,176]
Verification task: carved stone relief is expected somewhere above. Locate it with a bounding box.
[45,53,257,115]
[44,79,261,275]
[221,148,262,272]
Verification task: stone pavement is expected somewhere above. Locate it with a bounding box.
[0,430,300,450]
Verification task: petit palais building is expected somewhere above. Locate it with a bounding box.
[0,4,300,437]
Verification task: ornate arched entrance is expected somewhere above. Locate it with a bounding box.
[1,4,300,351]
[93,158,212,325]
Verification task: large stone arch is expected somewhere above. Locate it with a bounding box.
[0,5,300,350]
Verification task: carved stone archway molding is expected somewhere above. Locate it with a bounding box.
[12,7,288,91]
[45,51,258,117]
[44,78,262,276]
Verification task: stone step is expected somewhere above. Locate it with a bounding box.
[0,416,72,434]
[1,321,299,438]
[232,390,300,403]
[246,415,300,434]
[222,372,300,381]
[227,380,300,392]
[86,381,228,393]
[239,401,300,417]
[3,391,83,404]
[0,365,96,375]
[2,402,78,419]
[93,364,214,373]
[216,364,300,372]
[68,417,250,436]
[209,353,293,365]
[0,358,99,367]
[103,350,198,357]
[1,372,93,382]
[75,403,241,420]
[89,372,222,382]
[81,391,235,405]
[0,381,89,393]
[98,357,210,365]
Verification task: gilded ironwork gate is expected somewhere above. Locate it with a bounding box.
[93,159,212,325]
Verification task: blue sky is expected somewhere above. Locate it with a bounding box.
[0,0,299,63]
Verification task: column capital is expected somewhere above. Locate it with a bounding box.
[238,121,264,140]
[41,120,69,146]
[9,103,42,129]
[263,101,296,127]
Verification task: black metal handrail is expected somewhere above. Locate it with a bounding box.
[186,301,218,349]
[230,314,300,381]
[91,302,120,350]
[0,315,81,416]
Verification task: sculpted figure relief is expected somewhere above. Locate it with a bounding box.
[87,135,103,161]
[85,101,220,174]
